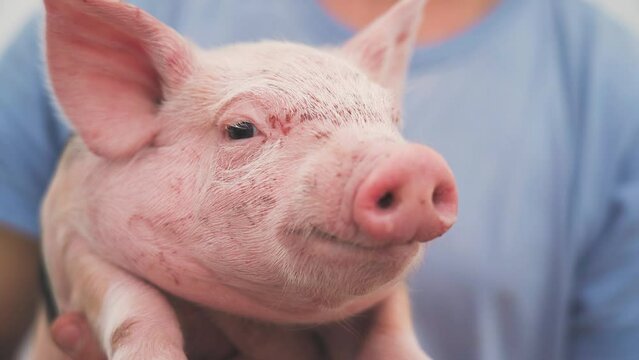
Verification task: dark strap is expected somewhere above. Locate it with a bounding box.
[39,256,59,323]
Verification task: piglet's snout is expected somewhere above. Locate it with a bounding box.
[353,144,458,245]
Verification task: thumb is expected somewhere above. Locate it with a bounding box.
[51,312,107,360]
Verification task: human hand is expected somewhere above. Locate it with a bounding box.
[204,283,432,360]
[318,284,432,360]
[51,312,106,360]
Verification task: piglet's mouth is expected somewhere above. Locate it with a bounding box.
[294,226,416,252]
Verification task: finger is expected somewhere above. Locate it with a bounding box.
[51,312,107,360]
[358,284,431,360]
[319,284,431,360]
[371,283,414,332]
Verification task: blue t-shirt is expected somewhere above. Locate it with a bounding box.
[1,0,638,359]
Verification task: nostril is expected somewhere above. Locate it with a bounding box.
[377,191,395,210]
[431,183,458,223]
[432,186,446,208]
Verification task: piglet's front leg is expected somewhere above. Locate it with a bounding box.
[60,247,187,360]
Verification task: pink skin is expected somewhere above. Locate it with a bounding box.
[36,0,456,358]
[354,144,458,245]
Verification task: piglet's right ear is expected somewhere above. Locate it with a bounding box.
[45,0,195,159]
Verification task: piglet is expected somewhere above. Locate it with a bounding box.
[35,0,458,358]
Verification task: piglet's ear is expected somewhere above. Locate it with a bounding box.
[45,0,195,159]
[342,0,425,98]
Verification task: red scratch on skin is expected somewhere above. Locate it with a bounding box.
[364,44,386,73]
[169,177,184,194]
[166,50,183,72]
[314,131,330,140]
[392,106,402,123]
[268,115,278,129]
[300,112,312,123]
[268,114,292,135]
[127,214,148,230]
[160,213,194,230]
[396,30,409,45]
[156,251,182,286]
[170,273,181,286]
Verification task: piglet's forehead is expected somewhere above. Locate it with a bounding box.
[200,42,398,124]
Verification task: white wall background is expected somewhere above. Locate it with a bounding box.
[1,0,638,53]
[0,0,42,51]
[590,0,639,32]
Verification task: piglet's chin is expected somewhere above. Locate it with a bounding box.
[269,227,423,308]
[140,253,407,324]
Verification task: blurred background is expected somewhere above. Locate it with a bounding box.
[0,0,41,52]
[1,0,638,53]
[601,0,639,32]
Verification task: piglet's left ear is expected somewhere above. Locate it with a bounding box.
[341,0,426,98]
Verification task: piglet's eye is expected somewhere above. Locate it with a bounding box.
[226,121,256,140]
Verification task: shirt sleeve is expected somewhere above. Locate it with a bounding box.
[0,14,71,239]
[568,8,639,358]
[570,142,639,359]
